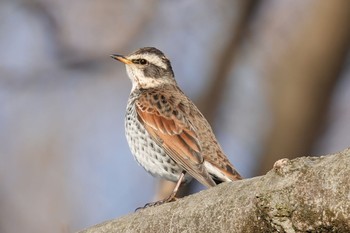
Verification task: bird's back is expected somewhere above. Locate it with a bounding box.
[132,84,242,185]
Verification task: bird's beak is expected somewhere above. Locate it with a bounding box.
[110,54,132,64]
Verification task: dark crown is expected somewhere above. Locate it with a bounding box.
[131,47,174,78]
[132,47,166,57]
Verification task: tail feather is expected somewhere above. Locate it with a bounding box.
[204,161,242,184]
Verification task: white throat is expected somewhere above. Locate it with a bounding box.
[126,65,175,91]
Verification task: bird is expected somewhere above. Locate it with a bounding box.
[110,47,242,207]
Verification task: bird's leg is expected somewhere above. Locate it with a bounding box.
[136,172,186,211]
[163,171,185,202]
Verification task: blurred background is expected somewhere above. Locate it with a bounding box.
[0,0,349,232]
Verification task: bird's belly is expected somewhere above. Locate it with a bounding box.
[125,112,187,183]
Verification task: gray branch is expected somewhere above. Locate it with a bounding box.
[78,148,350,233]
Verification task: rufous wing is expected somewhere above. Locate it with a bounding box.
[135,98,216,187]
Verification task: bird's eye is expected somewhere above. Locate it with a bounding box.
[139,59,147,65]
[131,59,148,65]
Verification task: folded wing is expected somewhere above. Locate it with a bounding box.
[136,93,216,187]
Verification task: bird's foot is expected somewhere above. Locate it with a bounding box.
[135,195,178,211]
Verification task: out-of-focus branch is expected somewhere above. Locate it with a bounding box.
[198,0,258,123]
[78,148,350,233]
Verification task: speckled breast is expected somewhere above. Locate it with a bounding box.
[125,101,190,183]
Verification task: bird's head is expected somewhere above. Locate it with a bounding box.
[111,47,176,90]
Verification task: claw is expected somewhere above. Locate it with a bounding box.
[135,196,178,211]
[135,172,185,212]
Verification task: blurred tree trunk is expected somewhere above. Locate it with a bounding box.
[257,0,350,174]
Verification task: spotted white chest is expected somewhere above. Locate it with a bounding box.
[124,103,191,183]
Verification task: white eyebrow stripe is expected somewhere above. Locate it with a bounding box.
[146,54,167,69]
[129,54,167,69]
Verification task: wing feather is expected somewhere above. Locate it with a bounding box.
[136,97,216,187]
